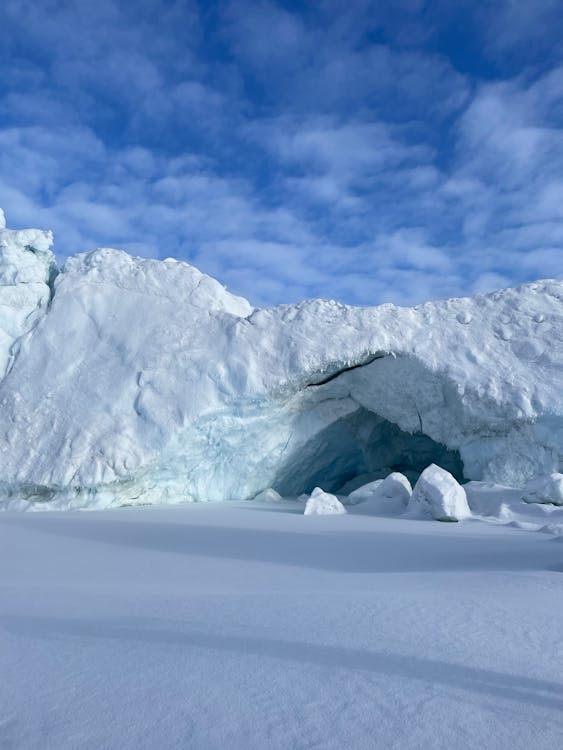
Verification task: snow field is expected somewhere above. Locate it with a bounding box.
[1,501,563,750]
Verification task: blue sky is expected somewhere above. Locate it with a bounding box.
[1,0,562,306]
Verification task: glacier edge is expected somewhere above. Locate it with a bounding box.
[0,214,562,510]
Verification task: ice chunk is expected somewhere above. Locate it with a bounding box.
[408,464,471,521]
[350,472,411,515]
[304,488,347,515]
[522,473,563,506]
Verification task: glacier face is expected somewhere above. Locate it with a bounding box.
[0,221,56,379]
[0,214,562,509]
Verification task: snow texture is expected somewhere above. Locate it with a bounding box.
[408,464,471,522]
[522,473,563,506]
[304,487,347,515]
[0,212,562,510]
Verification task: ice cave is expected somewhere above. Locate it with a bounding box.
[273,406,464,496]
[0,214,562,509]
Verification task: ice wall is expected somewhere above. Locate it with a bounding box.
[0,212,561,509]
[0,221,56,378]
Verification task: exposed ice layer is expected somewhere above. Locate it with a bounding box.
[408,464,471,522]
[0,212,562,510]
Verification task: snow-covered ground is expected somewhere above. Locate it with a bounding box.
[2,500,563,750]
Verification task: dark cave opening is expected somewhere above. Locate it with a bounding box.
[274,406,464,496]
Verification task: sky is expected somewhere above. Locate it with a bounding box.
[1,0,563,307]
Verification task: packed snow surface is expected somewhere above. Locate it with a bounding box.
[1,501,563,749]
[0,213,562,509]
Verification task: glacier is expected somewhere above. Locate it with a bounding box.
[0,213,562,510]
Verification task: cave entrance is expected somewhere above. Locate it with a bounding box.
[274,406,464,496]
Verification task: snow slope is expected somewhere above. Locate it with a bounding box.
[0,213,562,509]
[1,502,563,749]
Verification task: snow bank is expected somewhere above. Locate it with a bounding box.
[0,211,562,510]
[464,480,563,534]
[349,473,411,515]
[522,473,563,506]
[304,488,347,515]
[464,481,522,517]
[408,464,471,521]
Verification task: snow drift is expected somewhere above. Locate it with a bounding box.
[0,214,562,510]
[348,473,412,515]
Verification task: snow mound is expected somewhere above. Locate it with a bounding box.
[304,488,347,515]
[347,479,384,504]
[464,481,522,516]
[0,212,562,510]
[253,488,283,503]
[408,464,471,521]
[349,473,411,515]
[522,473,563,506]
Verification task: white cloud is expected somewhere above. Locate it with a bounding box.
[1,2,562,308]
